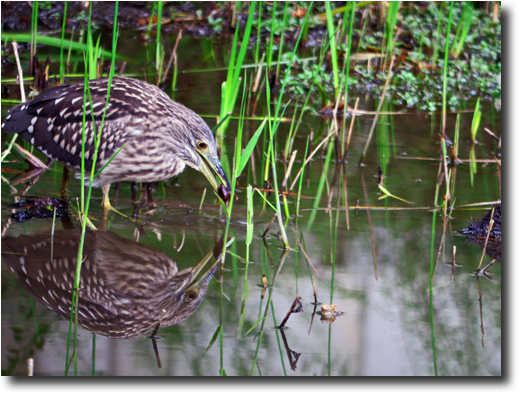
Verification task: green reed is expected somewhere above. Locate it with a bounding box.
[431,4,444,69]
[267,2,277,70]
[155,1,163,83]
[383,1,400,66]
[59,2,68,84]
[325,2,340,98]
[306,136,334,230]
[236,185,254,338]
[65,1,119,376]
[469,98,482,186]
[274,2,290,86]
[66,3,97,374]
[452,2,473,59]
[30,1,38,74]
[217,75,265,366]
[218,1,256,140]
[343,1,355,105]
[145,2,157,40]
[282,36,333,162]
[270,1,313,239]
[264,83,289,247]
[452,113,460,165]
[441,2,454,136]
[254,2,262,64]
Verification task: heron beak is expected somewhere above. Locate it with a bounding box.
[196,150,231,191]
[185,249,221,291]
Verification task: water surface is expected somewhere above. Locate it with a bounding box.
[1,24,501,376]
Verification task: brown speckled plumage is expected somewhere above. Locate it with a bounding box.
[2,77,229,206]
[2,230,221,338]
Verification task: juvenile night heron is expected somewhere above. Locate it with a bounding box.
[2,229,222,339]
[2,77,230,208]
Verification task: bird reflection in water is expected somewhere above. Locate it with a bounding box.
[2,230,222,340]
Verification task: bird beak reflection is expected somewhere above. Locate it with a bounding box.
[196,150,231,192]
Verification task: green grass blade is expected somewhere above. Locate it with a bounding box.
[211,112,232,133]
[59,2,68,84]
[325,2,339,97]
[378,184,413,204]
[245,313,271,336]
[471,98,481,141]
[3,33,121,59]
[237,118,268,176]
[202,326,222,357]
[93,142,127,179]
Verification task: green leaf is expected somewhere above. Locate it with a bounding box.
[378,184,413,204]
[93,143,128,179]
[471,98,481,140]
[243,278,249,299]
[245,313,271,336]
[315,82,329,108]
[201,326,221,358]
[3,33,123,59]
[236,118,267,177]
[211,112,232,133]
[246,185,253,245]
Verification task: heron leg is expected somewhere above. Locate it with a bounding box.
[131,182,137,200]
[101,184,111,209]
[61,167,70,197]
[146,182,154,204]
[114,182,121,199]
[133,183,148,218]
[100,183,128,219]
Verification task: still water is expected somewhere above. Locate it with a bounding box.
[1,29,501,376]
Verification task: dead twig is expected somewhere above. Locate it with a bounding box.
[279,295,303,328]
[2,42,26,162]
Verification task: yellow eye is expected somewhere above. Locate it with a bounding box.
[197,142,208,150]
[186,292,197,301]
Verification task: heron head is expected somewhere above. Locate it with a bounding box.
[179,121,230,193]
[162,249,222,326]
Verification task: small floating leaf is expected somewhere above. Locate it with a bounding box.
[378,184,413,204]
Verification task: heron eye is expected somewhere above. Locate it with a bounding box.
[197,142,208,150]
[186,291,197,301]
